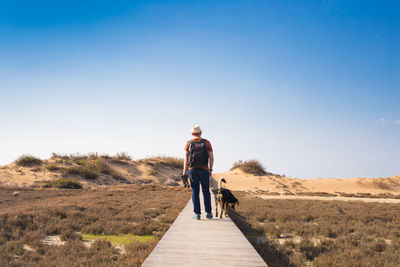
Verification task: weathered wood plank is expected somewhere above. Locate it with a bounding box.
[142,189,267,267]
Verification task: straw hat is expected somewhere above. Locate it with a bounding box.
[191,125,202,134]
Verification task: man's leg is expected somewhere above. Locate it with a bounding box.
[199,169,212,214]
[189,169,201,215]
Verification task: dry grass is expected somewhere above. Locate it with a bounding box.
[51,152,131,162]
[294,192,338,197]
[230,191,400,266]
[258,191,400,199]
[231,160,268,176]
[140,157,184,169]
[0,184,190,266]
[159,157,184,169]
[15,155,42,167]
[336,192,400,199]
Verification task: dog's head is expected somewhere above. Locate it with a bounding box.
[229,200,239,210]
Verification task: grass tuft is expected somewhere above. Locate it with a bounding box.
[231,160,267,176]
[143,156,184,169]
[63,166,99,179]
[113,152,132,162]
[42,178,83,189]
[15,155,42,167]
[46,164,60,171]
[62,159,108,179]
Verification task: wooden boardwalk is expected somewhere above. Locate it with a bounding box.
[142,189,267,267]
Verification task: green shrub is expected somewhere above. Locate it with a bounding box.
[42,178,83,189]
[74,160,87,166]
[46,164,60,171]
[100,154,111,159]
[62,159,108,179]
[230,160,267,175]
[51,152,70,160]
[149,169,159,176]
[113,152,131,161]
[15,155,42,167]
[63,166,98,179]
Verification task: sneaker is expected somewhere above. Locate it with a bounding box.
[193,214,200,220]
[206,213,213,219]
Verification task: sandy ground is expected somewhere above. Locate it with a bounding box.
[256,195,400,203]
[212,169,400,203]
[213,170,400,197]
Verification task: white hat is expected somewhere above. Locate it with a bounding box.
[191,125,202,134]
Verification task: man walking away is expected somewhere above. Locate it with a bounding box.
[183,125,214,220]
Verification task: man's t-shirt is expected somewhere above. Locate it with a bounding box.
[184,137,213,171]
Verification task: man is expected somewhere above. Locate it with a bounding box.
[183,125,214,220]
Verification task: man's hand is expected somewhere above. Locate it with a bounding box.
[181,174,190,188]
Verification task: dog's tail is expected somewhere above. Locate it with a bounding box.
[218,177,226,189]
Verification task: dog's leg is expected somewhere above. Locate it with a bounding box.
[215,198,219,217]
[224,202,228,218]
[219,201,224,219]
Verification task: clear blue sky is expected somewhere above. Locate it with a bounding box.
[0,0,399,178]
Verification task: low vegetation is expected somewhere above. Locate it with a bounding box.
[45,164,60,171]
[82,234,155,245]
[112,152,132,162]
[62,159,108,179]
[48,153,130,181]
[0,184,190,266]
[254,190,400,199]
[231,160,268,176]
[41,178,83,189]
[157,157,184,169]
[230,192,400,266]
[336,192,400,199]
[51,152,132,163]
[140,156,184,169]
[15,155,42,167]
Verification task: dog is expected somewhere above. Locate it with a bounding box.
[215,177,239,218]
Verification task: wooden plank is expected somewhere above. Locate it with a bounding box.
[142,188,267,267]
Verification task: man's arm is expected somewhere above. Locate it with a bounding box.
[208,151,214,173]
[183,150,189,175]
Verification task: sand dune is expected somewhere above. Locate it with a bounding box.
[2,156,399,200]
[213,169,400,196]
[0,157,182,188]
